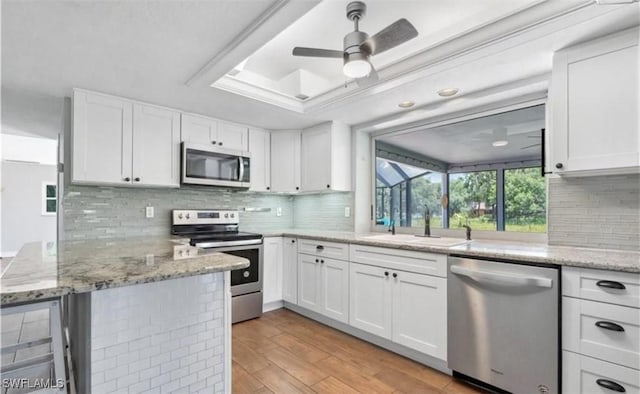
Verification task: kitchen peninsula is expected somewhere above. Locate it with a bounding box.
[0,237,249,393]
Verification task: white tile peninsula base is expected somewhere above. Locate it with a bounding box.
[68,272,231,394]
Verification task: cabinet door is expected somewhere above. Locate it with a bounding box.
[349,263,392,339]
[218,121,249,151]
[552,30,639,174]
[181,113,217,145]
[282,238,298,304]
[132,104,181,187]
[72,91,133,185]
[392,271,447,360]
[320,258,349,324]
[263,237,283,307]
[300,125,331,192]
[563,351,640,394]
[297,254,321,312]
[248,128,271,192]
[271,131,301,193]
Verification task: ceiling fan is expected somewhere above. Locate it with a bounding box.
[291,1,418,87]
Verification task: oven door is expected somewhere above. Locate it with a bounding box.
[208,244,262,296]
[181,142,251,188]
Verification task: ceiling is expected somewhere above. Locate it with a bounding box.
[224,0,540,99]
[1,0,639,132]
[378,105,545,165]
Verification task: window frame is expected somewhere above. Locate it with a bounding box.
[42,182,57,216]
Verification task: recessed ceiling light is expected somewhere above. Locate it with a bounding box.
[398,100,415,108]
[492,127,508,147]
[492,140,509,147]
[438,88,459,97]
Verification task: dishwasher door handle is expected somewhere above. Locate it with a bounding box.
[450,265,553,288]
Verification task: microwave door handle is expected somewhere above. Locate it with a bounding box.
[238,157,244,181]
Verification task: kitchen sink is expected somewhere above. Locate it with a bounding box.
[362,234,471,247]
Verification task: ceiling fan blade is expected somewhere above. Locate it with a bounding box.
[361,18,418,56]
[355,63,379,87]
[292,47,343,58]
[521,143,542,150]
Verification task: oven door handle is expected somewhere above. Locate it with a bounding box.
[450,265,553,288]
[238,157,245,182]
[194,239,262,248]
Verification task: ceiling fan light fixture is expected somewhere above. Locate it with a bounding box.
[438,88,459,97]
[343,57,371,79]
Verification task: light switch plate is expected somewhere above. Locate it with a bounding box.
[276,207,282,217]
[344,207,351,217]
[146,206,154,218]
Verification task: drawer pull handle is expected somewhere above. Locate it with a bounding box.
[596,280,626,290]
[595,321,625,332]
[596,379,626,392]
[316,245,324,251]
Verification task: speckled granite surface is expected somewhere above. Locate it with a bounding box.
[265,230,640,273]
[0,237,249,305]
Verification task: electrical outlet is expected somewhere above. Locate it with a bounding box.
[146,206,154,218]
[344,207,351,217]
[276,207,282,217]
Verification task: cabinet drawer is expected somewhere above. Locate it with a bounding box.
[349,244,447,277]
[563,297,640,369]
[563,351,640,394]
[563,267,640,308]
[298,238,349,261]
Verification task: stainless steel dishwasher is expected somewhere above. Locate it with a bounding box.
[448,256,560,394]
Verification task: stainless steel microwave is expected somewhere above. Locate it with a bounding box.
[181,142,251,188]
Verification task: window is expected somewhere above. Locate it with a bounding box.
[42,183,56,215]
[504,167,546,232]
[448,171,497,230]
[410,173,442,229]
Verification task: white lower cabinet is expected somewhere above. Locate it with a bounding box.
[563,351,640,394]
[350,263,392,339]
[297,253,349,324]
[392,270,446,359]
[349,262,447,360]
[262,237,283,310]
[282,238,298,304]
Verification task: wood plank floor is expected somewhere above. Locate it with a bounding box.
[232,309,484,394]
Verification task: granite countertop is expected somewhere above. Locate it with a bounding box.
[0,237,249,305]
[264,230,640,273]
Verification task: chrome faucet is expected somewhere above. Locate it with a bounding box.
[424,206,431,237]
[462,225,472,241]
[388,208,399,235]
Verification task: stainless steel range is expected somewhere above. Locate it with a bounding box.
[171,209,263,323]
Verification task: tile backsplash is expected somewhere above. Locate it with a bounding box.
[62,186,355,240]
[293,192,354,231]
[547,174,639,251]
[62,185,294,240]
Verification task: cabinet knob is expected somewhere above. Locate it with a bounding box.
[124,177,131,182]
[218,142,223,146]
[320,259,324,264]
[326,184,330,189]
[266,186,270,191]
[211,141,217,145]
[134,177,141,182]
[392,273,398,278]
[315,259,319,263]
[384,271,389,277]
[555,162,563,169]
[291,240,295,243]
[295,186,299,191]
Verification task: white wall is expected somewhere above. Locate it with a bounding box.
[1,161,57,256]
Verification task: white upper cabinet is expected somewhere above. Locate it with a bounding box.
[72,90,180,187]
[301,122,352,192]
[271,130,301,193]
[551,27,639,175]
[132,104,181,187]
[181,113,248,151]
[73,91,133,185]
[248,128,271,192]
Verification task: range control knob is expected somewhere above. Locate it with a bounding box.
[224,213,229,218]
[230,213,235,218]
[185,213,191,219]
[178,214,183,219]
